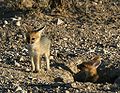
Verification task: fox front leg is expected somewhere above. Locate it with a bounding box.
[31,57,35,72]
[45,53,50,70]
[35,55,40,73]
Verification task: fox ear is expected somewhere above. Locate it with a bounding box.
[36,26,46,33]
[91,56,102,68]
[93,61,102,68]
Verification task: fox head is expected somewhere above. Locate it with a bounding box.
[30,26,45,44]
[77,56,102,82]
[24,25,46,44]
[30,31,41,44]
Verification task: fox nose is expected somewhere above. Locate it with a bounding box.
[31,41,34,44]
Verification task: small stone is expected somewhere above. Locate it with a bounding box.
[28,75,33,80]
[99,1,102,4]
[20,56,25,61]
[11,18,18,21]
[58,67,62,69]
[15,62,20,67]
[16,21,21,26]
[117,43,120,48]
[12,17,22,21]
[63,38,68,41]
[4,20,8,24]
[87,86,91,90]
[75,89,79,93]
[50,56,54,60]
[89,48,95,53]
[103,48,110,54]
[22,48,28,52]
[65,90,70,93]
[0,59,2,61]
[18,17,22,20]
[71,82,77,88]
[10,74,14,79]
[23,90,27,93]
[15,86,22,92]
[93,2,97,5]
[3,25,6,27]
[26,68,31,72]
[16,53,19,56]
[57,18,64,25]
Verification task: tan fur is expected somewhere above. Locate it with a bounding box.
[77,56,102,82]
[28,26,51,72]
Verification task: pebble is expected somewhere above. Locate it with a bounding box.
[14,61,21,67]
[18,17,22,20]
[63,38,68,41]
[103,48,110,54]
[58,67,62,69]
[57,18,64,25]
[3,25,6,27]
[65,90,70,93]
[117,43,120,48]
[15,86,22,92]
[12,17,21,20]
[89,48,95,53]
[28,75,33,80]
[50,56,54,60]
[75,89,79,93]
[0,59,2,61]
[71,82,77,88]
[16,21,21,26]
[93,2,97,5]
[4,20,8,25]
[19,56,25,61]
[26,68,31,72]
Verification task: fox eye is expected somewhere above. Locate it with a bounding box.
[81,64,86,68]
[32,38,35,40]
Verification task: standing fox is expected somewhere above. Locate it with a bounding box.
[26,26,51,72]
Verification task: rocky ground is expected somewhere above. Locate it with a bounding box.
[0,0,120,93]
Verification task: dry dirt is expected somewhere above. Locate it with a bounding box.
[0,0,120,93]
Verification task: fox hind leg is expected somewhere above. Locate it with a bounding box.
[45,52,50,70]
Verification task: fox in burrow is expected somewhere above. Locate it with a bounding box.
[25,25,51,73]
[74,56,102,82]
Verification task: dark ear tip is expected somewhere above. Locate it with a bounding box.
[35,26,46,32]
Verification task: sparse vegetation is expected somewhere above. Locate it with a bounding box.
[0,0,120,92]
